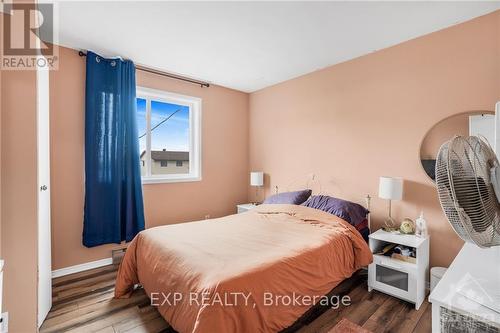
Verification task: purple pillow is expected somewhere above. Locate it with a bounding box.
[263,189,312,205]
[301,195,369,226]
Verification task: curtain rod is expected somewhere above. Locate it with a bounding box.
[78,51,210,88]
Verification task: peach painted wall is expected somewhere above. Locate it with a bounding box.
[248,11,500,268]
[50,46,249,270]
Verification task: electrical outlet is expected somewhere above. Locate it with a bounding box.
[0,312,9,333]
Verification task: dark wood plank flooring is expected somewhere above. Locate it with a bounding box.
[40,265,431,333]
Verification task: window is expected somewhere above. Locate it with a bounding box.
[137,87,201,184]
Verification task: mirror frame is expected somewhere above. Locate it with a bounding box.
[419,110,494,183]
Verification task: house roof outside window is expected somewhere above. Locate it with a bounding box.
[140,150,189,161]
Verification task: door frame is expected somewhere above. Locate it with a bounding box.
[36,58,52,328]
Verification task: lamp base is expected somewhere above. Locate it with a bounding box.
[382,216,398,232]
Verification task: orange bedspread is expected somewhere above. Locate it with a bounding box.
[115,204,373,333]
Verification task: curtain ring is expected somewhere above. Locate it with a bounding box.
[95,56,100,63]
[111,60,116,67]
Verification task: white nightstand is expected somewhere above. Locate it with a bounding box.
[368,229,429,310]
[237,203,257,214]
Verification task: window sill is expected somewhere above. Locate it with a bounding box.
[141,175,201,185]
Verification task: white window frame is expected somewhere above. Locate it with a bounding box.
[137,86,202,184]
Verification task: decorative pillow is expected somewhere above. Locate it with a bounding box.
[263,189,312,205]
[301,195,369,226]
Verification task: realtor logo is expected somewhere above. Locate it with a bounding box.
[1,1,58,69]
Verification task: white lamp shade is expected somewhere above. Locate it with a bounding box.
[378,177,403,200]
[250,172,264,186]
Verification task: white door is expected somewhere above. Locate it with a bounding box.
[37,60,52,327]
[469,114,495,146]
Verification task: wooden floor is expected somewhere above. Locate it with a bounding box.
[40,265,431,333]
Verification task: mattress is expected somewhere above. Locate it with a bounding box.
[115,204,373,332]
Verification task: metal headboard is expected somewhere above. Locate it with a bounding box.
[274,176,372,230]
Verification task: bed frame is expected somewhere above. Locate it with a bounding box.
[280,269,368,332]
[269,181,372,331]
[274,181,372,230]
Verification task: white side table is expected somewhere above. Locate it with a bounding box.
[368,229,429,310]
[237,203,257,214]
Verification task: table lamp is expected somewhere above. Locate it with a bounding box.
[378,176,403,230]
[250,171,264,204]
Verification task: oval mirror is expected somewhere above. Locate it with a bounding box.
[420,111,495,182]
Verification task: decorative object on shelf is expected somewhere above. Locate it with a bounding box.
[415,211,428,238]
[378,176,403,231]
[250,171,264,204]
[400,218,415,234]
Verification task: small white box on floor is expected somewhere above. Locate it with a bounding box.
[430,267,446,292]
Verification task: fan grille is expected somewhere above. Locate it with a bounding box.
[435,136,500,247]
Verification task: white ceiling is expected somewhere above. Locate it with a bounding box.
[51,1,500,92]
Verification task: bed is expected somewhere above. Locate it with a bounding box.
[115,203,373,333]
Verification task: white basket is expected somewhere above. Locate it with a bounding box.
[430,266,447,292]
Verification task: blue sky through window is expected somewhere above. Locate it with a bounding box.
[136,98,190,155]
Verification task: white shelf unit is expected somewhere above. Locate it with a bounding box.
[236,203,257,214]
[368,229,429,310]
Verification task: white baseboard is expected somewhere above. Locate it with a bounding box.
[52,257,113,278]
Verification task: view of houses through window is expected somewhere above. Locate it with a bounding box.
[137,96,191,177]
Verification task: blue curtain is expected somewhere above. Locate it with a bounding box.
[83,51,145,247]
